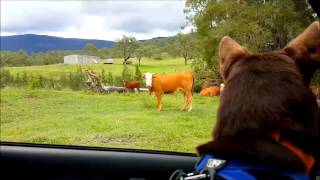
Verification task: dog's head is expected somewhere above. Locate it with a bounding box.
[197,21,320,173]
[214,21,320,140]
[219,21,320,84]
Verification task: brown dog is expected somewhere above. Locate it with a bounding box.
[197,21,320,175]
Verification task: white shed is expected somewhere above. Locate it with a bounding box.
[64,55,101,64]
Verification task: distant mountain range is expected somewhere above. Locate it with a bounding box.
[0,34,114,54]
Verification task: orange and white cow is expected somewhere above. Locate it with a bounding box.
[144,72,194,112]
[200,86,220,96]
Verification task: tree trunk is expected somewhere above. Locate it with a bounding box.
[138,57,141,66]
[123,46,127,64]
[123,56,130,64]
[183,51,188,65]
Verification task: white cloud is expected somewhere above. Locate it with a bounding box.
[1,0,190,41]
[1,1,82,32]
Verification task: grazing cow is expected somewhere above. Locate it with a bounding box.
[144,72,194,112]
[123,80,140,93]
[197,21,320,177]
[200,86,220,96]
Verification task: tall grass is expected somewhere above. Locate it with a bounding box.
[0,64,143,91]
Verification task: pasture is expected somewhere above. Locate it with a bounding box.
[1,58,220,153]
[1,87,219,153]
[5,58,192,79]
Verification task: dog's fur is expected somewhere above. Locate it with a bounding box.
[197,21,320,173]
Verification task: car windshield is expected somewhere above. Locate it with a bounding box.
[1,0,319,153]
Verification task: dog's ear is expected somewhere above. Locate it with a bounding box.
[284,21,320,84]
[218,36,249,81]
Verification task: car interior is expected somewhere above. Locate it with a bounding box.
[1,1,319,180]
[1,142,197,180]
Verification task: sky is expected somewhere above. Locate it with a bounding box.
[1,0,193,41]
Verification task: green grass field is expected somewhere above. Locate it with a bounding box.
[1,87,218,153]
[5,58,192,78]
[1,58,220,153]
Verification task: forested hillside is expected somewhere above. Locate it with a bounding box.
[0,34,113,53]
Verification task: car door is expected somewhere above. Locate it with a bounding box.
[1,142,198,180]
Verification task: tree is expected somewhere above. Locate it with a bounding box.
[175,33,197,65]
[114,35,138,64]
[184,0,310,80]
[98,48,111,59]
[135,43,150,66]
[82,43,98,56]
[1,50,29,67]
[0,52,11,67]
[135,48,144,66]
[18,49,29,66]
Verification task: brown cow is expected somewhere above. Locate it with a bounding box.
[200,86,220,96]
[197,21,320,176]
[144,72,194,112]
[123,80,140,93]
[201,79,220,89]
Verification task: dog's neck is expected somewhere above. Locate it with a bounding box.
[271,131,315,174]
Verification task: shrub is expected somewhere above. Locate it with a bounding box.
[21,71,28,86]
[135,65,142,80]
[29,75,41,89]
[106,72,114,86]
[69,72,85,90]
[0,69,14,87]
[38,75,46,88]
[122,65,132,81]
[45,77,59,89]
[59,73,69,88]
[114,76,124,86]
[100,69,107,84]
[67,66,86,90]
[14,71,28,87]
[1,67,92,90]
